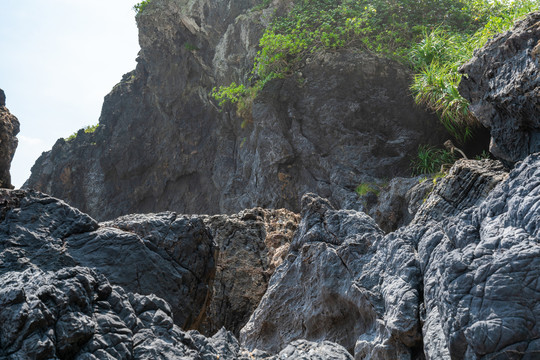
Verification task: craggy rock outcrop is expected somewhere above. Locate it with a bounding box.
[240,193,422,358]
[0,188,297,337]
[357,176,432,233]
[0,89,20,189]
[419,154,540,359]
[242,155,540,359]
[459,11,540,164]
[0,189,215,330]
[25,0,447,221]
[0,266,353,359]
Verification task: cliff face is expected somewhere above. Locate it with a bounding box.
[0,89,20,189]
[459,11,540,164]
[24,0,447,221]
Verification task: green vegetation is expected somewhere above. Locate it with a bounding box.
[411,145,457,175]
[213,0,538,137]
[184,42,199,51]
[65,124,99,142]
[252,0,272,12]
[410,1,538,142]
[134,0,152,14]
[355,182,382,197]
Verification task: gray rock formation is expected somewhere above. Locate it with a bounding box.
[0,266,353,359]
[459,11,540,164]
[241,155,540,359]
[0,89,20,189]
[0,189,215,330]
[24,0,447,221]
[0,188,297,337]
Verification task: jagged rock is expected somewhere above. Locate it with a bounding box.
[200,208,299,336]
[0,188,298,337]
[0,89,20,189]
[0,189,214,330]
[419,154,540,359]
[413,159,508,223]
[240,193,421,358]
[0,266,353,359]
[459,11,540,164]
[357,176,431,233]
[25,0,447,221]
[240,155,540,359]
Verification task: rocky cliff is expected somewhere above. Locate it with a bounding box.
[0,89,19,189]
[24,0,447,221]
[4,4,540,360]
[459,11,540,165]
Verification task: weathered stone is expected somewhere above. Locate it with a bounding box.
[459,11,540,164]
[413,159,508,223]
[0,267,354,359]
[25,0,447,221]
[0,89,20,189]
[0,189,214,330]
[0,188,301,339]
[419,153,540,359]
[200,208,299,336]
[239,154,540,359]
[240,193,421,358]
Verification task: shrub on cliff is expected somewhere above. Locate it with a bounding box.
[213,0,538,142]
[134,0,151,14]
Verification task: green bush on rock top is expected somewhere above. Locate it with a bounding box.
[134,0,152,14]
[213,0,538,141]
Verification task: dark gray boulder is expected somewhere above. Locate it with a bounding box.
[0,89,19,189]
[459,11,540,164]
[0,189,300,338]
[24,0,447,221]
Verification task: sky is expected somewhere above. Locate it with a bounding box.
[0,0,141,187]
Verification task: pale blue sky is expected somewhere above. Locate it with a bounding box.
[0,0,141,187]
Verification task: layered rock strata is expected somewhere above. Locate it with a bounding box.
[0,89,19,189]
[459,11,540,164]
[25,0,447,221]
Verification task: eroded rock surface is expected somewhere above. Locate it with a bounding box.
[0,266,353,359]
[0,189,214,330]
[200,208,300,336]
[459,11,540,164]
[0,189,298,338]
[241,155,540,359]
[0,89,20,189]
[25,0,447,221]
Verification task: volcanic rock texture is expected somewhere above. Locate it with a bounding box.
[459,11,540,164]
[0,89,19,189]
[5,154,540,359]
[24,0,447,221]
[241,155,540,359]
